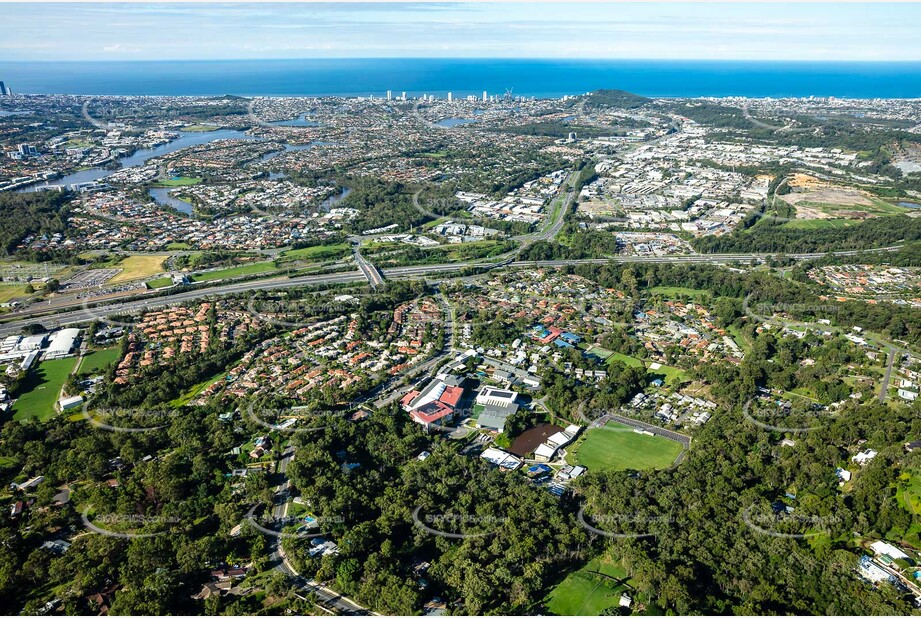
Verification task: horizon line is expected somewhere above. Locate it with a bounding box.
[5,57,921,64]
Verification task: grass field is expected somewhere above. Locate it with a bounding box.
[0,284,28,304]
[279,243,350,262]
[648,363,688,385]
[606,351,645,368]
[181,124,219,132]
[647,285,711,299]
[107,255,168,283]
[727,324,752,355]
[570,421,684,471]
[12,357,79,422]
[77,346,121,376]
[898,472,921,516]
[544,556,631,616]
[169,373,224,408]
[146,277,174,289]
[151,176,202,187]
[598,350,687,385]
[782,218,857,230]
[190,261,277,282]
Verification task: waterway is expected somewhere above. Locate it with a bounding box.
[269,113,319,127]
[148,186,194,215]
[435,117,478,128]
[20,128,256,192]
[320,187,351,211]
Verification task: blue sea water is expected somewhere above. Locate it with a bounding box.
[2,59,921,99]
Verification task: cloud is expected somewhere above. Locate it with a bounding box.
[102,44,140,54]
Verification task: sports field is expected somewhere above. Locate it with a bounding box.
[11,357,79,422]
[570,421,684,471]
[77,346,121,376]
[545,556,631,616]
[151,176,203,187]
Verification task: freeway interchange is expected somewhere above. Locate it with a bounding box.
[0,246,903,338]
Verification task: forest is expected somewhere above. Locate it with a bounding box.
[0,190,72,257]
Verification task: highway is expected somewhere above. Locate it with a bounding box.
[0,246,902,338]
[352,243,385,288]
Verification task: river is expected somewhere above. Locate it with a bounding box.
[269,114,320,127]
[20,128,257,192]
[148,186,194,215]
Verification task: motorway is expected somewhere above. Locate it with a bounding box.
[0,246,903,338]
[351,240,385,288]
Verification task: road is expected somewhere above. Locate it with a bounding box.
[513,170,578,245]
[351,240,385,288]
[0,246,903,338]
[371,290,456,409]
[879,347,897,404]
[255,445,370,615]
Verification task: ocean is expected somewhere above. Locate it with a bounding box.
[2,59,921,99]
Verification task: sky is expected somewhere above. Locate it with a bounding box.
[1,2,920,62]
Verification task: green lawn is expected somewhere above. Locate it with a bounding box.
[151,176,203,187]
[897,472,921,516]
[727,324,752,355]
[545,556,631,616]
[169,373,224,408]
[279,243,351,262]
[0,284,29,304]
[147,276,174,289]
[11,357,79,422]
[648,363,688,385]
[606,351,644,368]
[600,351,685,385]
[570,421,684,471]
[190,262,278,282]
[783,218,857,230]
[647,285,711,299]
[78,346,121,376]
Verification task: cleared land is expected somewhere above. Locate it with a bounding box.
[107,255,168,284]
[779,175,910,224]
[12,357,79,422]
[570,421,684,471]
[545,556,631,616]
